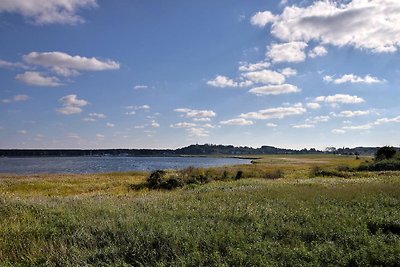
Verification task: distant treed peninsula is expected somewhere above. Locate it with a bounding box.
[0,144,388,157]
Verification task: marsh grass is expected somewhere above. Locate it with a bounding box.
[1,155,399,266]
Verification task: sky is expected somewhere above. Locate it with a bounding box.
[1,0,400,150]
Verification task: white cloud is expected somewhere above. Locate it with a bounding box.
[250,11,277,27]
[374,115,400,125]
[266,42,308,63]
[324,74,384,84]
[220,118,254,126]
[332,129,346,134]
[174,108,216,118]
[266,0,400,53]
[266,123,277,128]
[23,51,119,76]
[306,102,321,109]
[2,94,29,104]
[82,117,96,122]
[248,84,300,96]
[0,59,27,69]
[202,123,216,129]
[106,122,115,128]
[124,111,136,116]
[134,85,148,90]
[238,61,270,72]
[170,122,197,128]
[186,127,209,137]
[293,124,315,129]
[193,117,211,122]
[150,120,160,128]
[315,94,365,104]
[338,110,371,117]
[343,124,373,130]
[207,75,252,88]
[240,104,306,120]
[306,116,330,124]
[280,67,297,77]
[135,105,150,110]
[15,71,62,86]
[57,94,88,115]
[89,112,105,119]
[308,46,328,58]
[0,0,97,25]
[242,69,285,85]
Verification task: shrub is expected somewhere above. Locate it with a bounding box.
[375,146,397,161]
[310,166,348,178]
[147,170,166,189]
[357,159,400,171]
[235,170,244,180]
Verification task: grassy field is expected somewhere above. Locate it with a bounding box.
[1,155,400,266]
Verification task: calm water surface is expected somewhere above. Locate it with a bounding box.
[0,156,251,174]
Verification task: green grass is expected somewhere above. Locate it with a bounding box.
[1,155,399,266]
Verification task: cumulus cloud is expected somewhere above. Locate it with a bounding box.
[134,85,148,90]
[2,94,29,104]
[23,51,119,76]
[15,71,62,86]
[0,0,97,25]
[308,46,328,58]
[240,104,306,120]
[106,122,115,128]
[193,117,211,122]
[315,94,365,104]
[150,120,160,128]
[207,75,252,88]
[280,67,297,77]
[306,116,330,124]
[96,133,105,140]
[324,74,384,84]
[83,112,105,121]
[306,102,321,109]
[220,118,254,126]
[248,84,300,96]
[257,0,400,53]
[242,69,285,85]
[266,42,308,63]
[250,11,277,27]
[170,122,197,128]
[238,61,270,72]
[374,115,400,125]
[338,110,371,117]
[266,123,277,128]
[174,108,216,118]
[293,124,315,129]
[343,124,373,130]
[0,59,27,69]
[57,94,88,115]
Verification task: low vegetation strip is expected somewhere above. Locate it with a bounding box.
[0,153,400,266]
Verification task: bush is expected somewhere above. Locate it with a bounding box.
[375,146,397,161]
[310,166,348,178]
[357,159,400,171]
[235,170,243,180]
[147,170,166,189]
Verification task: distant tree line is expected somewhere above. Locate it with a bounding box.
[0,144,395,157]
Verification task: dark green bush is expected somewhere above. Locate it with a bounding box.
[310,166,348,178]
[235,170,243,180]
[147,170,166,189]
[357,159,400,171]
[375,146,397,161]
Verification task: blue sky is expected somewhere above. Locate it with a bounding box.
[1,0,400,149]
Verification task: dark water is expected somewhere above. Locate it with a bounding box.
[0,156,251,174]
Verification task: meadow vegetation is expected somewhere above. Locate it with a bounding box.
[1,154,400,266]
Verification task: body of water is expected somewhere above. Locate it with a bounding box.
[0,156,251,174]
